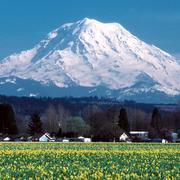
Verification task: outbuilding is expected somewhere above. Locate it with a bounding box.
[130,131,149,141]
[3,137,11,141]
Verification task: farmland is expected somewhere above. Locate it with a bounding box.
[0,143,180,179]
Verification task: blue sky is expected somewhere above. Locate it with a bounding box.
[0,0,180,59]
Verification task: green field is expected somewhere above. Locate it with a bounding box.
[0,142,180,179]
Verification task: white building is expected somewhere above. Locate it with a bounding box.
[62,136,92,142]
[130,131,149,140]
[78,136,91,142]
[171,133,178,142]
[3,137,11,141]
[39,133,55,142]
[119,132,131,142]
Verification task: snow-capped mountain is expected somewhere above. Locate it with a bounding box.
[1,18,180,102]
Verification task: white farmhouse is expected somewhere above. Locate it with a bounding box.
[39,133,55,142]
[119,132,131,142]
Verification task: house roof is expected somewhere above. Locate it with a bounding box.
[130,131,148,134]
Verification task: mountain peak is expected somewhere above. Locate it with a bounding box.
[80,17,97,23]
[1,18,180,102]
[76,18,121,29]
[73,18,107,32]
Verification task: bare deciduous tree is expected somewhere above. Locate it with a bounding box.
[57,104,71,133]
[43,104,71,134]
[43,105,60,134]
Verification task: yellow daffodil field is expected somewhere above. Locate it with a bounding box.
[0,143,180,179]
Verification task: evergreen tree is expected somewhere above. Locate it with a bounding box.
[118,108,130,133]
[151,108,161,129]
[151,108,161,137]
[28,112,43,136]
[56,127,62,137]
[0,104,18,135]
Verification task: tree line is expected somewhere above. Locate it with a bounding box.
[0,102,179,141]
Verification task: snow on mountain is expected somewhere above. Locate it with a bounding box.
[1,18,180,101]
